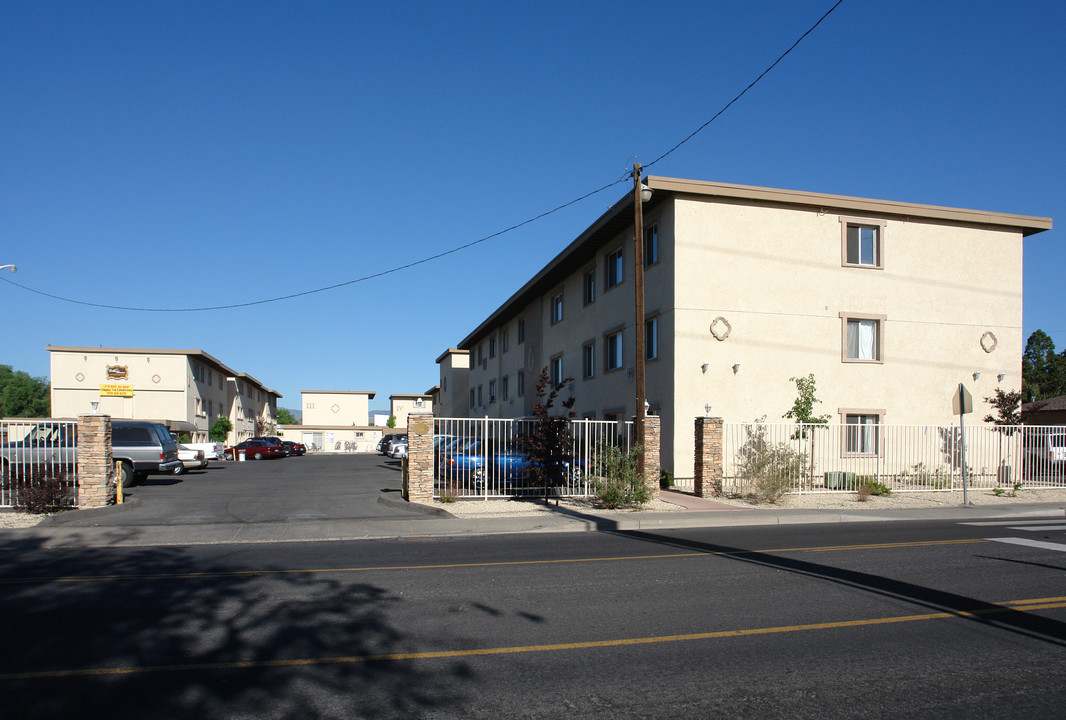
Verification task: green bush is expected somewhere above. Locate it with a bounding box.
[592,445,651,509]
[659,469,675,489]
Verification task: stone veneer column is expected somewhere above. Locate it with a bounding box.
[642,415,661,499]
[405,412,435,505]
[694,416,723,498]
[77,414,114,509]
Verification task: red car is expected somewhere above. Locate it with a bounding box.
[224,439,287,460]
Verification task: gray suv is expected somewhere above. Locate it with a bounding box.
[112,420,182,487]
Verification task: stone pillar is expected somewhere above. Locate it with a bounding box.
[405,412,435,505]
[77,414,114,509]
[694,416,723,498]
[642,415,661,499]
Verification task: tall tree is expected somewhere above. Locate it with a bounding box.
[1022,330,1066,401]
[0,365,51,418]
[276,408,297,425]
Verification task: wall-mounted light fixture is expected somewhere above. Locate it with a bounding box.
[973,371,981,381]
[704,403,712,418]
[90,401,99,413]
[414,397,424,410]
[998,373,1006,383]
[644,400,650,416]
[701,363,709,374]
[732,363,741,374]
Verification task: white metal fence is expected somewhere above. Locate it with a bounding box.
[433,417,634,499]
[1,418,79,508]
[721,422,1066,495]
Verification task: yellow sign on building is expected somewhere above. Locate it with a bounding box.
[100,384,134,398]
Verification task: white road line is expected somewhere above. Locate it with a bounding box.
[963,519,1066,527]
[986,537,1066,553]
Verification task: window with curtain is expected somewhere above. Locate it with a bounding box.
[845,318,881,361]
[845,414,879,454]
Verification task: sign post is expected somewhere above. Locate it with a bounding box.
[953,384,973,505]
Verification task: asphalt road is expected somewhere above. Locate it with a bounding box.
[3,518,1065,719]
[61,452,429,526]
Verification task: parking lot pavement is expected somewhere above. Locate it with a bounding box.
[46,453,443,529]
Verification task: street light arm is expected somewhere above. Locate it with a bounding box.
[0,264,16,273]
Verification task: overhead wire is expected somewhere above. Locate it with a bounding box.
[0,0,846,313]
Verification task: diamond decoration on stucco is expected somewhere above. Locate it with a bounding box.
[980,331,997,354]
[331,404,341,413]
[710,316,732,342]
[152,374,161,384]
[75,372,85,382]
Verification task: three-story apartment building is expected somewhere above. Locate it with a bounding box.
[438,176,1052,481]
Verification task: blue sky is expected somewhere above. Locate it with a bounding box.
[2,0,1063,412]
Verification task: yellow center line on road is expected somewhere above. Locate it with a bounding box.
[4,595,1064,681]
[0,538,989,585]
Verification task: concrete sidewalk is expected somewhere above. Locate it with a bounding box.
[1,489,1064,549]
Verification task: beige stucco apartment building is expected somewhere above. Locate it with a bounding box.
[286,390,384,452]
[439,176,1052,481]
[48,346,280,444]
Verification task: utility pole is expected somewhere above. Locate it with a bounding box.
[633,164,646,477]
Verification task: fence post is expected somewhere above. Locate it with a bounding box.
[405,412,435,505]
[694,416,723,498]
[642,415,661,499]
[76,414,114,508]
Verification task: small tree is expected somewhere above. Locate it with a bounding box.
[386,415,397,429]
[984,388,1022,426]
[783,374,830,488]
[276,408,297,425]
[525,367,576,504]
[209,416,233,443]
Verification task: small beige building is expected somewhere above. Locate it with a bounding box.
[439,176,1052,481]
[389,393,434,429]
[285,390,382,453]
[48,346,280,444]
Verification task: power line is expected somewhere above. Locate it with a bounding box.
[1,0,846,313]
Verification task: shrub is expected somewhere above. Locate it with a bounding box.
[735,422,805,504]
[659,469,675,489]
[10,467,69,514]
[592,445,651,509]
[859,478,892,497]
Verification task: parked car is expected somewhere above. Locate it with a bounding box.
[282,441,307,456]
[177,441,225,460]
[251,436,292,455]
[224,439,287,460]
[174,445,207,475]
[387,439,408,459]
[112,420,183,487]
[379,434,407,455]
[377,433,404,454]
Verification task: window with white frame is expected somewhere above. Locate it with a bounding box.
[489,337,496,358]
[469,389,475,409]
[583,342,595,379]
[502,376,509,401]
[844,413,880,455]
[550,355,564,387]
[551,293,564,324]
[489,380,497,403]
[605,330,623,371]
[645,316,658,360]
[644,224,659,267]
[841,313,884,362]
[517,371,525,397]
[605,248,623,289]
[583,270,595,306]
[841,218,885,269]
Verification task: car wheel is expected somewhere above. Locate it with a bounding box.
[117,461,136,488]
[254,452,264,460]
[172,464,185,476]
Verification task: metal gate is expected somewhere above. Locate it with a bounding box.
[1,419,79,508]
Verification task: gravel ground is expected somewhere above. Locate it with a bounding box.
[439,487,1066,518]
[0,511,46,528]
